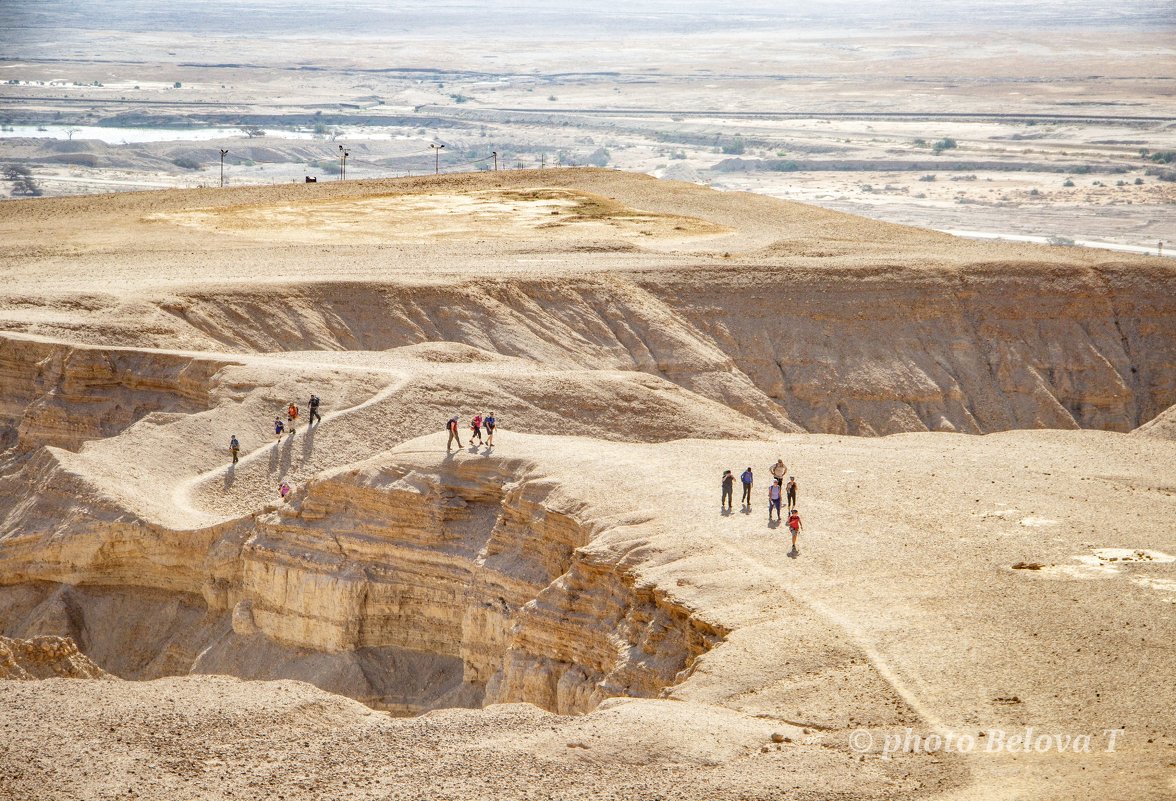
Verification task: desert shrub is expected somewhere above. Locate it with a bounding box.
[173,81,181,88]
[670,150,687,160]
[1135,177,1144,185]
[931,137,957,154]
[721,136,746,155]
[1063,178,1075,187]
[770,160,800,172]
[918,174,936,182]
[172,156,203,171]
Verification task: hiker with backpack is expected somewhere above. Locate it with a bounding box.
[787,508,803,551]
[771,458,787,483]
[308,394,322,426]
[229,434,240,464]
[786,476,798,509]
[274,416,285,441]
[446,416,462,450]
[484,412,496,446]
[279,481,292,501]
[721,470,734,511]
[287,402,299,434]
[768,478,783,521]
[740,467,754,507]
[470,414,484,446]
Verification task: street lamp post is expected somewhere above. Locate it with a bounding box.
[430,143,445,175]
[219,149,228,187]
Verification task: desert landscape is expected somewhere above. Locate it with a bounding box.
[2,3,1176,801]
[2,168,1175,799]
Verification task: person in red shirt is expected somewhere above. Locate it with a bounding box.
[787,508,803,552]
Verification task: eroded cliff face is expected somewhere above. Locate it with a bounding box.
[230,458,724,714]
[0,452,724,715]
[134,266,1176,435]
[0,334,229,452]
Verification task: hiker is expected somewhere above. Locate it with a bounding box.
[446,416,462,450]
[229,434,240,464]
[771,459,787,482]
[308,394,322,426]
[787,508,803,550]
[786,475,798,509]
[287,402,299,434]
[279,481,291,501]
[274,416,285,441]
[721,470,734,510]
[740,467,754,506]
[768,478,783,521]
[470,414,484,446]
[484,412,496,446]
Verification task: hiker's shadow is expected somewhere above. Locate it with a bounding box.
[223,464,235,489]
[301,424,315,458]
[279,435,295,474]
[768,519,782,530]
[480,445,494,458]
[268,440,279,473]
[720,507,732,517]
[787,547,800,559]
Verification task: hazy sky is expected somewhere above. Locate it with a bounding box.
[4,0,1175,38]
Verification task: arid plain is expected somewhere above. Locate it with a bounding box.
[2,0,1174,253]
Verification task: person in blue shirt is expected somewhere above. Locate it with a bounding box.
[740,467,753,507]
[484,412,497,446]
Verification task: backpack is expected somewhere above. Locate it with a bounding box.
[741,470,753,484]
[447,418,457,431]
[309,395,319,409]
[788,515,800,531]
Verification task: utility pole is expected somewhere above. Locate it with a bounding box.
[492,151,498,172]
[338,144,345,180]
[342,150,349,180]
[219,149,228,187]
[1160,241,1165,257]
[430,143,445,175]
[540,153,545,170]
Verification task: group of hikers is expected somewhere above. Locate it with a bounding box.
[227,394,324,465]
[446,413,497,450]
[224,394,324,502]
[721,458,804,547]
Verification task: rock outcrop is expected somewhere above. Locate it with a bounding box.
[0,635,110,680]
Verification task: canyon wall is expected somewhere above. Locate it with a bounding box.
[0,451,724,715]
[137,264,1176,435]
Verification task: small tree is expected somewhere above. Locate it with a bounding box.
[173,81,182,88]
[4,164,43,196]
[586,147,610,167]
[931,137,957,154]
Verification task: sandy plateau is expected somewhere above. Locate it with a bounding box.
[0,167,1174,800]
